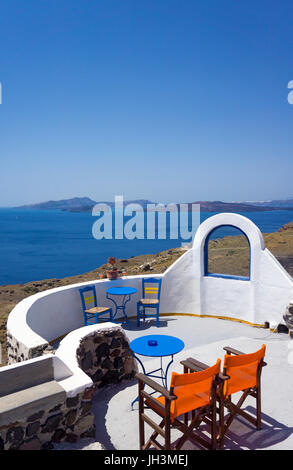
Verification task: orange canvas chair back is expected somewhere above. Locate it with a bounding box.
[167,358,221,420]
[223,344,266,397]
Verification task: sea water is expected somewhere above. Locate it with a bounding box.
[0,208,292,285]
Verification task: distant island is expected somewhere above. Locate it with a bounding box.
[17,197,155,212]
[243,198,293,208]
[17,197,293,213]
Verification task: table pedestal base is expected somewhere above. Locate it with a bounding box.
[131,354,174,409]
[106,293,132,328]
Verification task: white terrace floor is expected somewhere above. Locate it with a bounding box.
[88,315,293,451]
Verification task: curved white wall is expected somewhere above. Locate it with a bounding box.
[7,274,162,354]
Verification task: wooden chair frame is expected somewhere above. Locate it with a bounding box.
[137,278,162,328]
[217,346,267,448]
[79,285,113,326]
[136,358,220,451]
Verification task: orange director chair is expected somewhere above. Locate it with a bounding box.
[137,358,221,450]
[218,344,267,448]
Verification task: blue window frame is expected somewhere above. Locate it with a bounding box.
[204,224,251,281]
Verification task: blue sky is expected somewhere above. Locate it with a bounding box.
[0,0,292,206]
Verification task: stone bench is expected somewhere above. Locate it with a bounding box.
[0,381,66,427]
[0,339,100,450]
[0,356,68,427]
[0,323,137,450]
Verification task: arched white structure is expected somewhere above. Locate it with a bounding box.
[193,213,265,280]
[160,213,293,326]
[6,213,293,364]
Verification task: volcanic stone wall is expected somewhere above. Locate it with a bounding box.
[6,329,53,365]
[76,328,136,388]
[0,387,95,451]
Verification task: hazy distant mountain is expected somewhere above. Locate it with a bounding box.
[243,198,293,208]
[18,197,155,212]
[182,201,292,212]
[68,199,156,212]
[17,197,293,213]
[18,197,98,212]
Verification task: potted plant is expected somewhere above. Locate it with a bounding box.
[106,256,120,280]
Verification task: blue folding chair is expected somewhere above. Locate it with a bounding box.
[137,278,162,328]
[79,285,113,326]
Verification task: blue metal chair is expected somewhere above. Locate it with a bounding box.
[137,278,162,328]
[79,285,113,326]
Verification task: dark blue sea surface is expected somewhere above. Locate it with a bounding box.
[0,208,292,285]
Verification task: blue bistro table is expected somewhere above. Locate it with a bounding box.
[130,334,185,409]
[106,286,137,327]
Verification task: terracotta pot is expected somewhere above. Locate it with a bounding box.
[106,270,119,280]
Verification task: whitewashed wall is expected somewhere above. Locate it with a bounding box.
[161,213,293,326]
[7,274,161,356]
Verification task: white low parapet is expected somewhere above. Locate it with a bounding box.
[6,274,158,363]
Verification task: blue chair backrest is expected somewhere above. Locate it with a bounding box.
[79,285,97,311]
[142,278,162,301]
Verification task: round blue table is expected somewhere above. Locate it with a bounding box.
[130,334,185,409]
[106,286,137,327]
